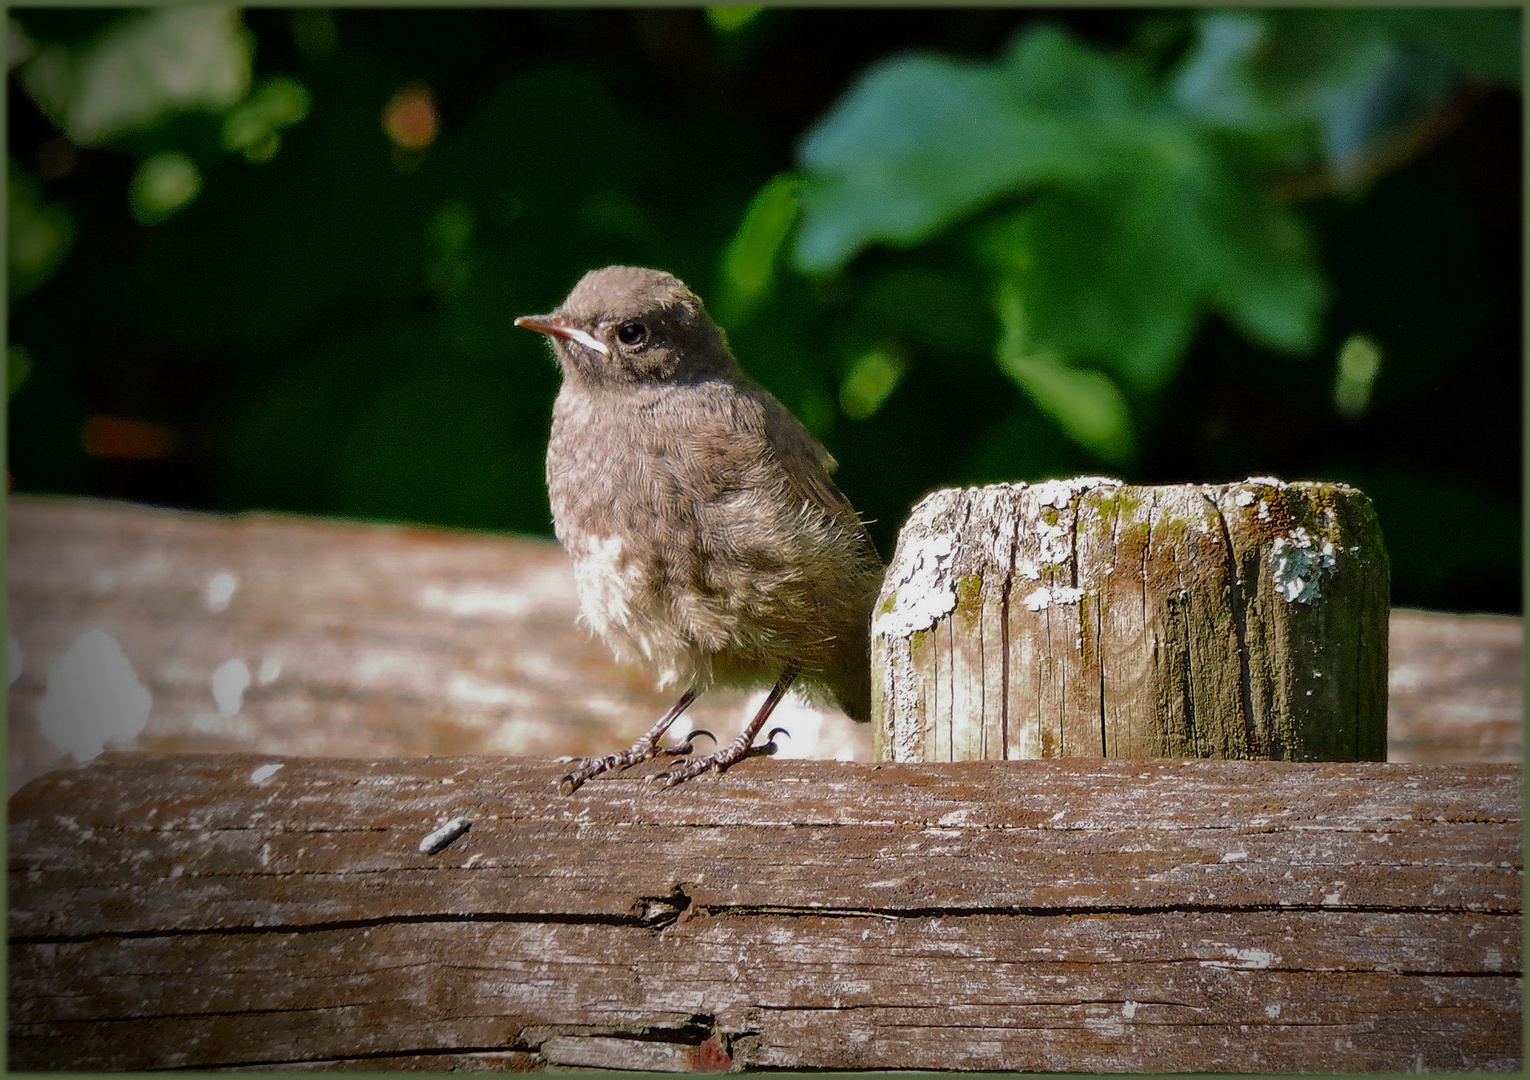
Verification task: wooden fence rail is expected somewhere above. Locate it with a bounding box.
[8,754,1522,1072]
[6,495,1524,1071]
[5,496,1522,795]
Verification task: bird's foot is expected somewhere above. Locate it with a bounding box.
[557,729,715,795]
[655,727,787,788]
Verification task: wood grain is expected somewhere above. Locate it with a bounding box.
[1387,609,1523,764]
[873,479,1391,763]
[5,495,868,794]
[8,754,1521,1072]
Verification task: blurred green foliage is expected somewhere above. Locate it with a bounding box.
[6,8,1522,613]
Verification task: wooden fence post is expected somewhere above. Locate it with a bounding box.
[871,477,1389,763]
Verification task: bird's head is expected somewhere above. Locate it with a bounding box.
[516,266,735,387]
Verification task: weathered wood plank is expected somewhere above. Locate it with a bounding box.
[7,496,1519,794]
[5,496,867,794]
[1387,609,1524,764]
[8,755,1521,1072]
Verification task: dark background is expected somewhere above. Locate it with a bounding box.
[7,7,1522,613]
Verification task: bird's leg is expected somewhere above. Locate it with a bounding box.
[659,669,798,787]
[559,688,698,795]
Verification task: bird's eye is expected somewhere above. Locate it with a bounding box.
[615,321,649,349]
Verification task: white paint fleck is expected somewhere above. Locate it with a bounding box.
[1245,476,1287,488]
[1022,585,1085,611]
[205,571,238,612]
[1271,527,1337,604]
[212,659,251,717]
[38,629,152,761]
[1083,1014,1128,1039]
[875,528,958,639]
[257,657,283,685]
[419,816,471,854]
[1484,948,1503,970]
[250,762,283,783]
[1121,1000,1138,1019]
[1220,851,1247,862]
[1265,1003,1281,1019]
[7,632,21,686]
[1202,947,1278,969]
[1031,476,1121,508]
[1324,891,1342,905]
[1233,490,1255,507]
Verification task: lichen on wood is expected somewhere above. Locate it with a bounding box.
[873,478,1389,762]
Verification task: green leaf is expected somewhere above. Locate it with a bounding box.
[976,153,1325,377]
[839,346,906,420]
[977,184,1204,391]
[994,281,1134,463]
[792,25,1165,274]
[222,75,312,161]
[716,173,799,324]
[706,7,764,35]
[130,152,201,225]
[1194,168,1326,353]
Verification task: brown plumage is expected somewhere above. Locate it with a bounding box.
[517,266,883,792]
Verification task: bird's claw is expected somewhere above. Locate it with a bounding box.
[656,738,757,787]
[558,731,719,794]
[655,728,716,757]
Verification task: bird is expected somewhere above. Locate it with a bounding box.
[516,266,884,793]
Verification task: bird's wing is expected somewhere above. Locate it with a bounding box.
[750,385,879,558]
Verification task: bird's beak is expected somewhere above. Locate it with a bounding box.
[514,313,609,356]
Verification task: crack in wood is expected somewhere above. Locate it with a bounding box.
[686,900,1519,921]
[13,899,1518,951]
[155,1045,539,1071]
[8,909,674,947]
[1206,489,1260,759]
[999,505,1017,761]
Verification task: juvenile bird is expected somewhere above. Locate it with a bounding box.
[516,266,883,793]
